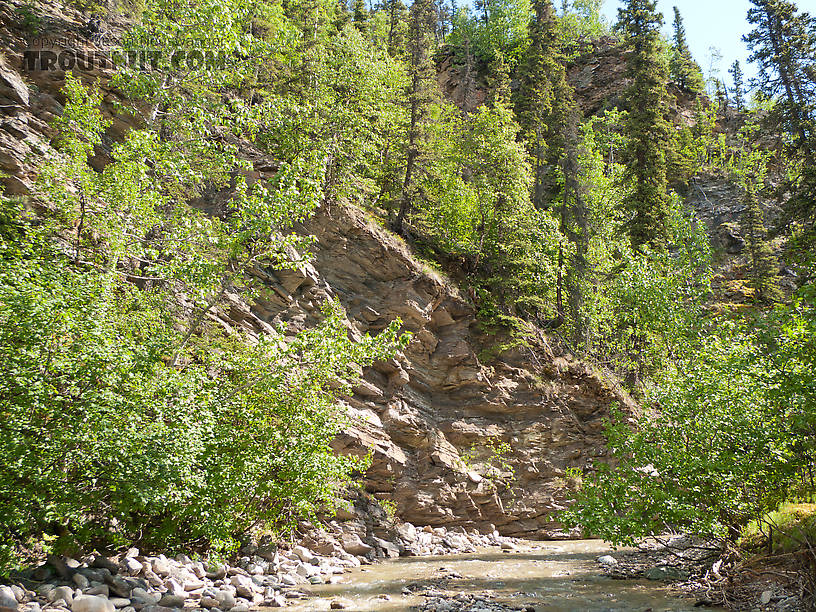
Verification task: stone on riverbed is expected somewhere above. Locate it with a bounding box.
[0,586,19,612]
[596,555,618,566]
[71,596,114,612]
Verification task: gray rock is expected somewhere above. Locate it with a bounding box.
[226,606,248,612]
[91,558,118,575]
[213,592,235,611]
[83,587,108,598]
[227,577,253,600]
[339,534,372,556]
[49,587,75,606]
[330,599,352,610]
[596,555,618,566]
[203,565,225,582]
[0,586,18,612]
[105,578,131,600]
[140,606,175,612]
[155,595,184,609]
[264,595,286,608]
[72,575,89,590]
[643,565,689,581]
[148,559,170,578]
[9,586,26,604]
[71,596,114,612]
[198,599,218,609]
[761,591,773,605]
[120,560,142,577]
[107,600,130,609]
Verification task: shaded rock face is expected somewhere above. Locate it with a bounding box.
[0,1,633,539]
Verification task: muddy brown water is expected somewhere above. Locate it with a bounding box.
[282,539,703,611]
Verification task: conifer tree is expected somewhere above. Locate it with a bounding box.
[617,0,672,250]
[745,0,816,221]
[385,0,408,56]
[516,0,581,326]
[486,50,511,106]
[669,7,705,93]
[743,176,781,303]
[353,0,368,30]
[745,0,815,160]
[729,59,746,111]
[516,0,570,210]
[394,0,437,233]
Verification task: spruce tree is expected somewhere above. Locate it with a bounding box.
[486,50,512,107]
[745,0,816,222]
[353,0,368,30]
[394,0,437,233]
[743,176,781,303]
[516,0,570,210]
[385,0,408,57]
[516,0,581,326]
[617,0,672,250]
[745,0,815,161]
[669,7,705,94]
[729,59,746,111]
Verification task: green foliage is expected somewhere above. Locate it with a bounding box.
[15,2,43,33]
[562,293,816,544]
[415,101,560,319]
[729,59,746,111]
[0,19,410,568]
[448,0,532,65]
[672,98,718,184]
[557,0,610,58]
[563,111,712,382]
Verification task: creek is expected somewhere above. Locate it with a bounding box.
[284,539,700,611]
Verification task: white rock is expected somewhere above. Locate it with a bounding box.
[71,596,114,612]
[291,547,315,564]
[142,570,162,588]
[121,559,142,576]
[0,586,18,612]
[163,579,185,599]
[150,558,171,577]
[597,555,618,566]
[761,591,773,605]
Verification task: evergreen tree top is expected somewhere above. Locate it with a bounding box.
[672,6,691,55]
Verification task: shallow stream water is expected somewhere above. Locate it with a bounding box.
[283,539,703,611]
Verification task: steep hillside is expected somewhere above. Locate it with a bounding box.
[0,0,635,539]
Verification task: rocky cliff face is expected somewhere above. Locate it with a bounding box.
[0,0,635,539]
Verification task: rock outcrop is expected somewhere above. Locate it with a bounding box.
[236,202,634,538]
